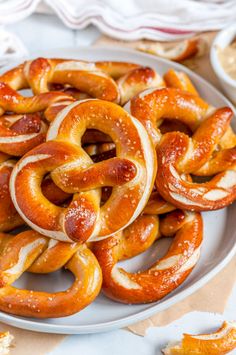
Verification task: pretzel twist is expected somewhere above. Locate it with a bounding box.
[156,107,236,210]
[94,209,202,304]
[10,99,156,242]
[0,230,102,318]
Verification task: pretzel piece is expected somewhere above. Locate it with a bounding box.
[137,38,204,62]
[0,231,102,318]
[162,321,236,354]
[0,82,72,117]
[10,100,156,242]
[0,332,13,355]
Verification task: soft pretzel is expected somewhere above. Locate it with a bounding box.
[137,38,204,62]
[156,107,236,210]
[10,99,156,243]
[94,209,202,304]
[162,321,236,354]
[126,87,209,146]
[0,230,102,318]
[0,59,165,107]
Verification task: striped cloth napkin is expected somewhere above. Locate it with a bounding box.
[1,0,236,41]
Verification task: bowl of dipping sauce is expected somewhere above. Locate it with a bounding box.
[211,24,236,104]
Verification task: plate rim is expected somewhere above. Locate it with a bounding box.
[0,46,236,334]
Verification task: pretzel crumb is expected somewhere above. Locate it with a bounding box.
[0,332,14,355]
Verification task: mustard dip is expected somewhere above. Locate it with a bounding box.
[218,41,236,80]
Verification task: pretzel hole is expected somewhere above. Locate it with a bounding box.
[191,175,211,183]
[17,88,33,97]
[82,129,114,144]
[118,237,172,273]
[49,84,89,99]
[13,269,74,293]
[41,175,72,206]
[159,119,192,136]
[82,129,116,206]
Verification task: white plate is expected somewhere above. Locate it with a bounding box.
[0,47,236,334]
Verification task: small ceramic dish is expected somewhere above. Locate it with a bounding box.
[211,24,236,104]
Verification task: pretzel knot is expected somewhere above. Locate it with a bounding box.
[10,99,156,243]
[94,210,202,304]
[156,107,236,211]
[0,230,102,318]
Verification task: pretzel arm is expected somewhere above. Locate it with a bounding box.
[51,157,137,192]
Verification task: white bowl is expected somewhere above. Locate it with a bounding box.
[211,24,236,104]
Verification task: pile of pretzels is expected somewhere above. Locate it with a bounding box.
[0,57,234,319]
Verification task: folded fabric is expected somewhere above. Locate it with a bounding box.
[0,27,27,67]
[1,0,236,41]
